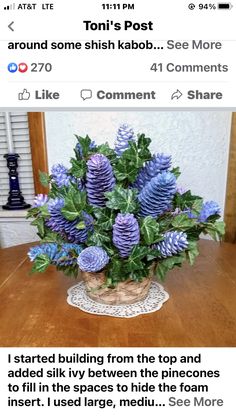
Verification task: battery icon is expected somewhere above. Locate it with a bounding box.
[217,3,233,8]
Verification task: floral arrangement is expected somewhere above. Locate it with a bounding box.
[27,124,225,284]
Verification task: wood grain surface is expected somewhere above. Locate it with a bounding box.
[0,240,236,347]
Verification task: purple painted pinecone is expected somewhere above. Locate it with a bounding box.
[198,201,220,222]
[77,246,109,272]
[46,198,93,243]
[134,153,172,191]
[115,124,136,156]
[113,213,140,258]
[154,231,188,258]
[86,154,115,207]
[138,171,176,218]
[33,194,48,208]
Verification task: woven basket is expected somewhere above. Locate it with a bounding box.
[81,269,153,305]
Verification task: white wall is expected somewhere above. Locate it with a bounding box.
[45,111,232,213]
[0,210,37,248]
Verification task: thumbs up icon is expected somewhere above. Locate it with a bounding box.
[18,89,30,100]
[8,62,18,73]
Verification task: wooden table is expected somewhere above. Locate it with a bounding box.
[0,240,236,347]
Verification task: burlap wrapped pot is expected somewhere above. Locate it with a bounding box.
[81,268,154,305]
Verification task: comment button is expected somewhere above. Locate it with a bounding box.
[80,89,93,101]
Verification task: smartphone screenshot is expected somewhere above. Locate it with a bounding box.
[0,1,235,418]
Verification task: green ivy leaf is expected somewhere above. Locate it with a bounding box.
[125,259,145,273]
[31,254,50,273]
[158,216,173,233]
[137,135,152,162]
[56,264,79,278]
[39,170,50,187]
[31,217,45,238]
[76,221,86,230]
[70,158,87,178]
[205,214,221,223]
[113,135,151,184]
[156,262,169,282]
[103,246,115,257]
[87,230,111,247]
[126,246,149,271]
[39,204,50,218]
[173,190,203,213]
[75,134,94,158]
[40,231,64,244]
[93,208,115,230]
[156,254,186,281]
[215,221,225,236]
[203,221,225,240]
[130,266,150,282]
[172,214,196,230]
[137,133,152,150]
[107,258,125,283]
[185,228,201,242]
[122,142,146,168]
[49,183,68,199]
[186,241,199,266]
[191,198,203,215]
[114,159,138,182]
[146,247,162,261]
[26,207,40,219]
[140,216,161,245]
[61,201,79,221]
[61,189,87,221]
[105,186,139,213]
[96,143,116,160]
[171,167,181,179]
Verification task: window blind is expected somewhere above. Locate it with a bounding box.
[0,112,35,207]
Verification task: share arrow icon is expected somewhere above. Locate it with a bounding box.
[171,89,183,100]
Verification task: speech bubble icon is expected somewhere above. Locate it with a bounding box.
[81,89,92,101]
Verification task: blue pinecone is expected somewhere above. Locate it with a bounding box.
[113,213,140,257]
[46,198,93,243]
[77,246,109,272]
[115,124,136,156]
[134,153,172,190]
[154,231,188,258]
[28,243,82,266]
[138,171,176,218]
[55,243,83,266]
[198,201,220,222]
[28,243,58,262]
[86,154,115,207]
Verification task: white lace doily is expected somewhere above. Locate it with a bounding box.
[67,281,169,318]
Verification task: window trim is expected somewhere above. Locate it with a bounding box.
[224,112,236,243]
[28,112,49,195]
